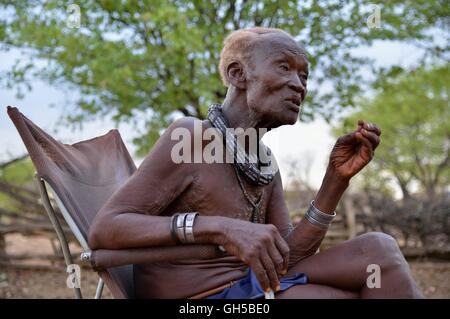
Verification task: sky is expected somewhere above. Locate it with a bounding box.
[0,38,423,190]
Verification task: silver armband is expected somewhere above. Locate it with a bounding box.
[304,200,336,229]
[176,212,189,243]
[183,212,199,244]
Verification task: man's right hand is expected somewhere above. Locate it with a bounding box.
[218,219,290,292]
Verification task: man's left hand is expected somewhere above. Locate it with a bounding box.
[328,120,381,181]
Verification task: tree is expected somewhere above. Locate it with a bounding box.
[334,64,450,200]
[0,0,448,155]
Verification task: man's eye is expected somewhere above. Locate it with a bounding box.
[279,64,289,71]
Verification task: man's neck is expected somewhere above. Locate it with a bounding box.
[221,88,269,140]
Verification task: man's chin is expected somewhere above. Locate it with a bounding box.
[267,115,298,129]
[281,113,299,126]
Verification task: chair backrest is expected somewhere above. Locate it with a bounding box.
[7,106,137,298]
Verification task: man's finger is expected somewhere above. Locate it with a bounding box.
[267,239,286,277]
[273,232,290,274]
[363,122,381,136]
[260,251,281,292]
[251,260,271,292]
[361,129,380,149]
[355,132,374,160]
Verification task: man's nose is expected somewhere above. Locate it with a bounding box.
[288,73,306,96]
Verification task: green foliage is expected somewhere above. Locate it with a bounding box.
[0,158,35,185]
[0,157,35,211]
[334,64,450,198]
[0,0,448,154]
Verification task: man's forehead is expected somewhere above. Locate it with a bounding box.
[253,33,306,62]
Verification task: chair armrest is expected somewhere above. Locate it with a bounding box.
[81,244,223,270]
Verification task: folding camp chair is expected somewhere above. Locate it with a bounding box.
[7,106,220,299]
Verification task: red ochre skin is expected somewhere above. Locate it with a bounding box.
[88,30,423,299]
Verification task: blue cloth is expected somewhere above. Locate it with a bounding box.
[207,268,308,299]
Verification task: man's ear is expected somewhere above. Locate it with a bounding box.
[226,61,247,90]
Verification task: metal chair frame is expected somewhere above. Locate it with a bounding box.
[35,173,104,299]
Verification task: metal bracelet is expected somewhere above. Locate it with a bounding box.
[183,212,199,244]
[176,213,189,243]
[304,210,329,229]
[309,201,336,223]
[305,200,336,229]
[170,213,180,243]
[306,209,331,227]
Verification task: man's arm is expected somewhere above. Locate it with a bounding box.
[267,120,381,268]
[88,117,225,250]
[266,173,334,268]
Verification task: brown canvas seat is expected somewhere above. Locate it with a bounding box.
[7,106,219,299]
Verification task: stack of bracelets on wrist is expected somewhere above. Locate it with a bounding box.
[304,200,336,229]
[170,212,199,244]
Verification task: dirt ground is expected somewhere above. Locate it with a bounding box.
[1,234,449,298]
[0,260,449,299]
[0,266,113,299]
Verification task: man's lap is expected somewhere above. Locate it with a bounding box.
[207,268,308,299]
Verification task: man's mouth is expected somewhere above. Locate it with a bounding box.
[285,96,302,112]
[286,95,302,105]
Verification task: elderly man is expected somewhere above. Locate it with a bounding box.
[88,27,423,299]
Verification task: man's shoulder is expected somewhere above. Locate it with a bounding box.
[168,116,212,133]
[143,116,214,161]
[163,117,214,150]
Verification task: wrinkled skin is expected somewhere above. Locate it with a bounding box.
[89,31,423,298]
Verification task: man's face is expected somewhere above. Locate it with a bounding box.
[244,33,309,127]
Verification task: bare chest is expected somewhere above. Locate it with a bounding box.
[163,163,273,223]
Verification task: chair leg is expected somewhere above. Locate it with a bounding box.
[95,278,104,299]
[35,174,83,299]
